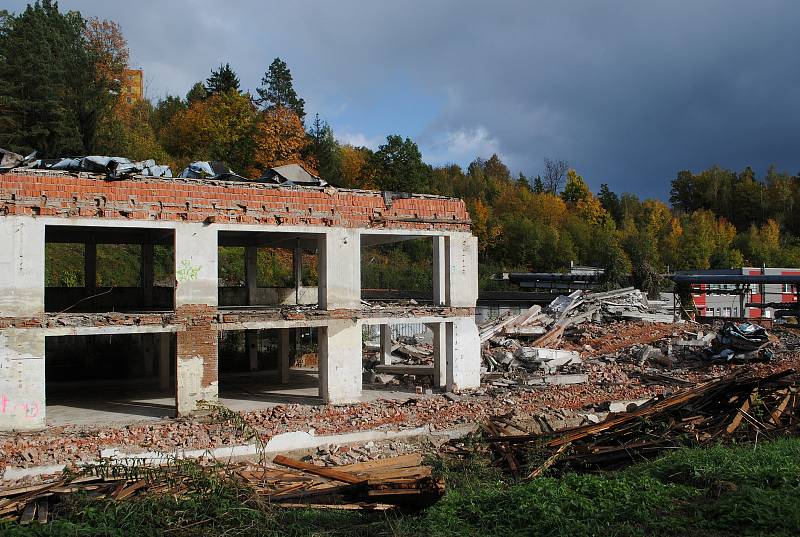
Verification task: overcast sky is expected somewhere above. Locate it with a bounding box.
[8,0,800,198]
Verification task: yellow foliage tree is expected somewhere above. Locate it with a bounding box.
[162,90,257,173]
[339,144,376,189]
[252,106,311,173]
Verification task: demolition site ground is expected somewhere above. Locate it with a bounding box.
[2,317,800,535]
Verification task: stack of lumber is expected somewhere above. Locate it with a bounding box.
[0,453,444,525]
[480,369,799,476]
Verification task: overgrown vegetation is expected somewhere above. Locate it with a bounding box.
[4,439,799,536]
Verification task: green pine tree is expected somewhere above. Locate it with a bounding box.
[204,63,240,95]
[256,57,305,121]
[0,0,111,156]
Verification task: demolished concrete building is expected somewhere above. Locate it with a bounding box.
[0,168,480,431]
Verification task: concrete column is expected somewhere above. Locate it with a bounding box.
[84,239,97,293]
[0,217,45,317]
[293,240,302,305]
[279,328,291,384]
[446,317,480,392]
[141,243,154,307]
[174,222,218,415]
[446,233,479,308]
[379,324,393,365]
[318,319,361,403]
[159,332,171,392]
[143,333,155,376]
[245,246,258,306]
[318,229,360,310]
[0,329,46,431]
[428,322,447,388]
[432,236,448,306]
[246,330,258,371]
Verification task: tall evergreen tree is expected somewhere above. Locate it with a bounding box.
[256,57,305,121]
[308,114,341,183]
[0,0,111,156]
[204,63,240,96]
[185,82,207,104]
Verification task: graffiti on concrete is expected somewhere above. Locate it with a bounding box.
[176,259,201,282]
[0,393,40,419]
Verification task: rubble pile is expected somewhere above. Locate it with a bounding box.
[479,368,800,477]
[479,288,676,385]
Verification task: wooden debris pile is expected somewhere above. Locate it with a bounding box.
[480,369,799,476]
[0,453,444,525]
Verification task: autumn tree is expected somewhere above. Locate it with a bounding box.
[339,145,375,189]
[205,63,240,96]
[252,106,309,172]
[256,57,305,121]
[82,17,128,88]
[163,89,256,173]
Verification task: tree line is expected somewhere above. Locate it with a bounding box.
[3,2,800,295]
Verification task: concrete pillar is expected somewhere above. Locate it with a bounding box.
[141,243,154,307]
[246,330,258,371]
[245,246,258,306]
[318,229,360,310]
[446,233,479,308]
[174,222,218,415]
[0,329,46,431]
[318,319,361,403]
[428,322,447,388]
[446,317,480,392]
[432,236,448,306]
[293,240,302,305]
[279,328,291,384]
[143,333,155,376]
[84,239,97,293]
[159,332,171,392]
[0,217,45,317]
[379,324,392,365]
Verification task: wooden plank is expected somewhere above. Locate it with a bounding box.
[36,498,48,524]
[725,393,754,435]
[276,502,396,511]
[770,393,792,425]
[19,501,36,525]
[526,442,570,480]
[115,480,148,501]
[272,455,366,485]
[0,482,58,499]
[335,453,423,474]
[358,466,431,481]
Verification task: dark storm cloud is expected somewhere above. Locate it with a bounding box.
[6,0,800,197]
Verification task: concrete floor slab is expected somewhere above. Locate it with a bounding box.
[45,369,421,428]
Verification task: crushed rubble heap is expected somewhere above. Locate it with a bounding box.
[0,453,443,524]
[478,368,799,477]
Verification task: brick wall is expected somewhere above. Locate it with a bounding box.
[0,172,471,232]
[176,304,217,389]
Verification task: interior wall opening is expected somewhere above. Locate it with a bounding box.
[361,235,435,303]
[45,332,175,423]
[217,327,320,405]
[362,323,436,392]
[45,225,175,312]
[217,231,321,308]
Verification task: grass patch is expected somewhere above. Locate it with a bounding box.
[4,439,800,536]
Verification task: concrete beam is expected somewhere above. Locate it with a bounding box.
[0,217,45,317]
[0,330,46,431]
[318,320,361,403]
[318,229,360,310]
